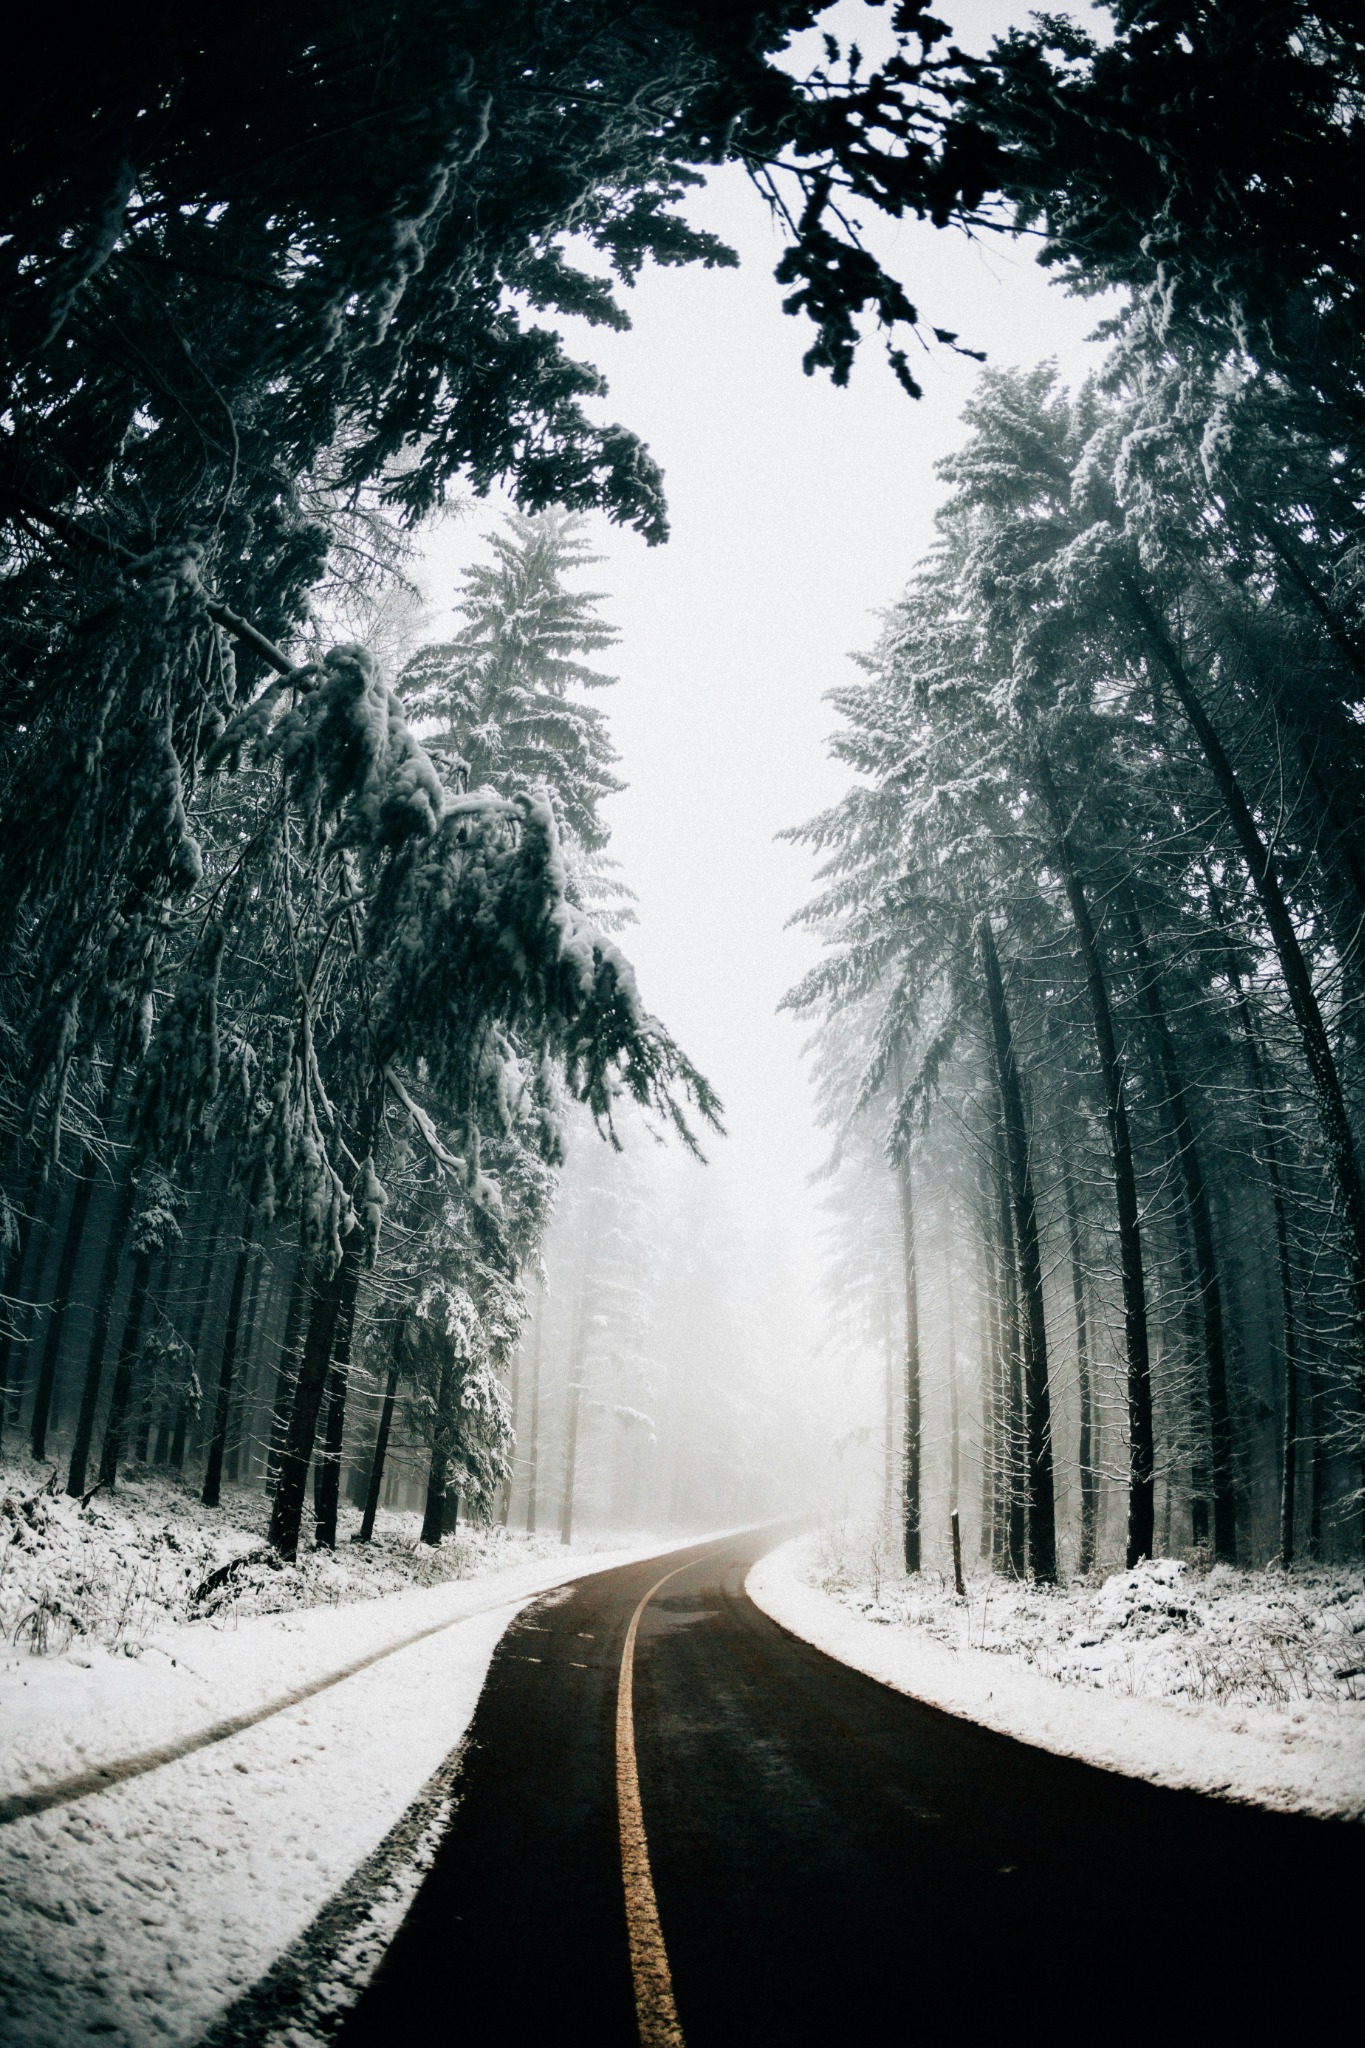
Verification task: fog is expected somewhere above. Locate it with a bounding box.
[411,1,1113,1538]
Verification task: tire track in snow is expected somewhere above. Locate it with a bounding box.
[0,1586,535,1825]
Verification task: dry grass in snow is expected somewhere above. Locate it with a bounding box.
[0,1455,555,1664]
[812,1516,1365,1716]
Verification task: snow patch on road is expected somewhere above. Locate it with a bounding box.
[746,1534,1365,1823]
[0,1525,722,2047]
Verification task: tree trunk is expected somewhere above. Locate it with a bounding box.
[169,1238,216,1470]
[991,1103,1025,1574]
[420,1351,458,1547]
[65,1175,136,1497]
[0,1148,45,1454]
[1308,1355,1326,1560]
[525,1289,544,1533]
[132,1251,171,1464]
[884,1306,897,1531]
[226,1232,268,1482]
[977,916,1057,1582]
[266,1244,311,1489]
[29,1145,100,1461]
[560,1375,584,1546]
[1161,1151,1208,1547]
[96,1246,153,1489]
[975,1137,1002,1563]
[1277,1203,1299,1567]
[560,1280,590,1547]
[314,1264,360,1548]
[1123,900,1237,1562]
[29,1052,126,1461]
[1034,755,1154,1567]
[1203,856,1306,1562]
[947,1267,961,1513]
[358,1348,400,1543]
[1061,1152,1098,1575]
[268,1233,361,1561]
[894,1133,923,1575]
[202,1171,264,1507]
[1124,581,1365,1439]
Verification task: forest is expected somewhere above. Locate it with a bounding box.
[793,347,1365,1579]
[0,1,1361,1584]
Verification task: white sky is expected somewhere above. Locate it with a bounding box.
[415,1,1112,1340]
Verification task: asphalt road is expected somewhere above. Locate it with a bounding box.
[339,1526,1363,2045]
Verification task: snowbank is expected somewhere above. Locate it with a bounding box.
[0,1461,544,1656]
[0,1492,722,2048]
[746,1534,1365,1823]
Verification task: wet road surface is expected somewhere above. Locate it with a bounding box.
[339,1526,1363,2044]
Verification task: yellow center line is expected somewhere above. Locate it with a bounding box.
[616,1558,697,2048]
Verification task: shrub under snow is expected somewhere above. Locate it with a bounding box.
[0,1458,551,1661]
[813,1519,1365,1713]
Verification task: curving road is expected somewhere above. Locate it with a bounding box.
[339,1526,1363,2045]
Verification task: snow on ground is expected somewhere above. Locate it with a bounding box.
[747,1528,1365,1823]
[0,1459,719,2047]
[0,1459,540,1657]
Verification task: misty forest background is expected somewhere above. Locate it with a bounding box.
[2,3,1363,1584]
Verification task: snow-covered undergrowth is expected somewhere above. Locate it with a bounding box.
[0,1455,560,1661]
[0,1468,718,2048]
[748,1529,1365,1821]
[813,1517,1365,1712]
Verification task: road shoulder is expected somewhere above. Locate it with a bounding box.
[746,1536,1365,1823]
[0,1530,727,2048]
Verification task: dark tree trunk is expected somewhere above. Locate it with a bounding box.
[202,1171,264,1507]
[1308,1356,1326,1560]
[226,1233,268,1483]
[266,1244,311,1489]
[358,1349,401,1544]
[1205,859,1306,1564]
[1234,986,1299,1563]
[421,1351,459,1547]
[977,916,1057,1583]
[992,1105,1025,1574]
[65,1175,136,1497]
[30,1054,128,1461]
[169,1234,217,1471]
[1277,1199,1299,1566]
[498,1339,520,1530]
[153,1405,173,1468]
[894,1134,923,1575]
[1124,582,1365,1455]
[1123,901,1237,1562]
[314,1265,360,1549]
[0,1148,45,1453]
[132,1250,171,1464]
[1061,1153,1098,1575]
[29,1145,100,1462]
[268,1233,361,1561]
[96,1245,153,1489]
[1035,755,1154,1568]
[1162,1152,1207,1546]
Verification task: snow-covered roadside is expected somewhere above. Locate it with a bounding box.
[747,1535,1365,1823]
[0,1525,724,2048]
